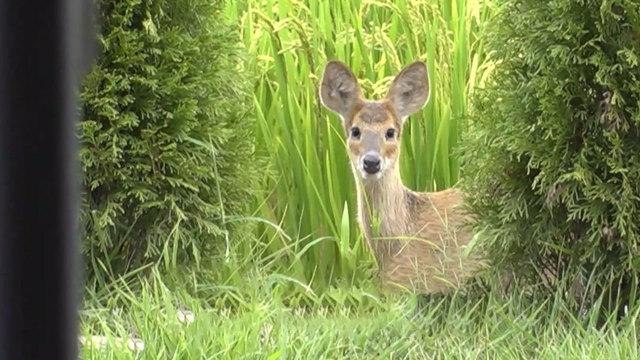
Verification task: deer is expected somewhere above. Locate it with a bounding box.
[319,61,484,294]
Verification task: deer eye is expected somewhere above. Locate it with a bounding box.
[350,127,361,139]
[385,128,396,140]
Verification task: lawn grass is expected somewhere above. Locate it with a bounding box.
[80,270,639,359]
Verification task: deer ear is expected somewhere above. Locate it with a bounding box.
[319,61,361,121]
[386,61,429,121]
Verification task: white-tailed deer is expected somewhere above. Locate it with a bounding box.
[319,61,483,294]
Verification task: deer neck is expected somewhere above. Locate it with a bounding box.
[356,166,409,239]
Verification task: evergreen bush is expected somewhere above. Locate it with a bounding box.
[79,0,258,281]
[461,1,640,303]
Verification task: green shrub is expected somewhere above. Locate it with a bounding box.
[462,1,640,302]
[79,0,258,281]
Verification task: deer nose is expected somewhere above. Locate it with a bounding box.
[362,154,381,174]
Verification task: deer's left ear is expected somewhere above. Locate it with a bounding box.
[386,62,430,121]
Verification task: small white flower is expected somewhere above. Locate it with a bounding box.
[177,308,195,324]
[79,335,108,349]
[80,335,145,352]
[127,337,145,352]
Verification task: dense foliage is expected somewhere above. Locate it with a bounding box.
[79,0,258,281]
[462,1,640,301]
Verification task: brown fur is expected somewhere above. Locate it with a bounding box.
[357,164,481,293]
[320,61,483,293]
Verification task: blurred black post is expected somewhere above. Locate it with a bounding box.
[0,0,93,359]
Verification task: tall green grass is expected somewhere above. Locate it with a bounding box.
[224,0,495,289]
[81,271,640,359]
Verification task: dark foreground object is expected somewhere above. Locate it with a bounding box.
[0,1,92,359]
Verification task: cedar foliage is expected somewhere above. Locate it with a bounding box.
[79,0,258,280]
[461,1,640,302]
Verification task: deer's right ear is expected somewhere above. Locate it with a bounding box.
[319,61,361,121]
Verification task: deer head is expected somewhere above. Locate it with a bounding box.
[319,61,430,182]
